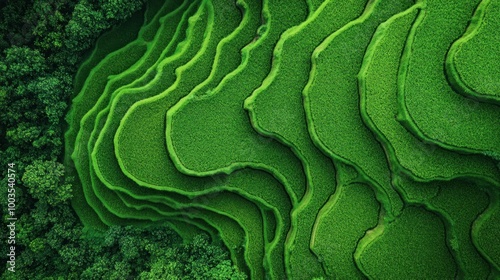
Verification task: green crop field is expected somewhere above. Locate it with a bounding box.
[65,0,500,278]
[446,0,500,105]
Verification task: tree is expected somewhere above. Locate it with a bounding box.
[0,46,46,87]
[22,160,73,206]
[64,1,107,52]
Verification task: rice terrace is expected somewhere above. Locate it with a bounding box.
[61,0,500,278]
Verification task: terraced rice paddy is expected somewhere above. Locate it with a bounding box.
[65,0,500,278]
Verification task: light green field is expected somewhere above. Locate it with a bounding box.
[164,0,308,207]
[359,3,500,184]
[312,181,379,278]
[446,0,500,104]
[66,4,150,229]
[303,0,414,219]
[244,0,370,277]
[473,189,500,271]
[66,0,500,278]
[357,206,457,279]
[397,0,500,157]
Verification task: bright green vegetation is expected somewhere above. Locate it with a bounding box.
[93,0,207,194]
[359,3,500,183]
[87,0,194,223]
[76,1,270,276]
[44,0,500,278]
[356,206,457,279]
[243,0,368,277]
[428,183,491,278]
[71,0,174,229]
[303,0,414,219]
[474,189,500,271]
[69,18,150,229]
[446,0,500,104]
[88,0,193,224]
[395,176,492,278]
[312,181,380,278]
[165,0,308,204]
[397,0,500,157]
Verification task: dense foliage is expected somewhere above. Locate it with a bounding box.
[0,0,244,278]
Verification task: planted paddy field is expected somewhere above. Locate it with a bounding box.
[65,0,500,278]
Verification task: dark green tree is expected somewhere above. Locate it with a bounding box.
[22,160,73,206]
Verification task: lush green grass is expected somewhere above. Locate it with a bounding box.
[67,7,150,229]
[90,0,188,122]
[312,182,379,278]
[446,0,500,104]
[79,3,274,275]
[115,0,230,186]
[358,3,500,184]
[356,206,457,279]
[88,0,194,216]
[473,189,500,271]
[243,0,371,277]
[303,0,414,219]
[91,5,288,276]
[396,175,492,278]
[116,167,291,278]
[164,2,311,276]
[164,0,308,208]
[70,0,182,229]
[93,0,207,191]
[65,0,500,278]
[86,0,186,220]
[429,182,491,278]
[397,0,500,157]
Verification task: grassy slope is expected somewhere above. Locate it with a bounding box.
[360,5,498,276]
[113,168,290,278]
[165,0,308,206]
[71,0,183,228]
[115,0,240,190]
[66,4,149,230]
[81,1,267,275]
[356,206,457,279]
[94,0,207,193]
[243,0,372,277]
[87,0,191,221]
[473,188,500,271]
[103,0,286,276]
[358,2,500,184]
[65,0,500,278]
[303,0,414,220]
[397,0,500,157]
[164,2,311,276]
[446,0,500,104]
[396,176,493,278]
[312,179,379,278]
[429,183,491,279]
[77,4,250,261]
